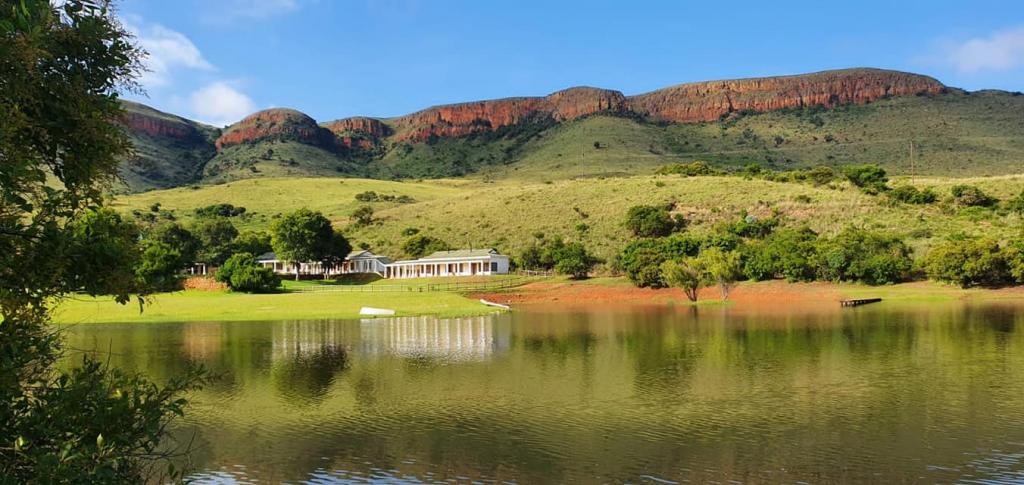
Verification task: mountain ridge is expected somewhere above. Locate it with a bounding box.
[116,68,1024,192]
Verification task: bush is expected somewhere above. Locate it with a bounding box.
[888,185,937,204]
[552,242,599,279]
[661,259,701,301]
[923,238,1008,288]
[618,234,702,288]
[350,205,375,226]
[401,234,450,258]
[719,213,779,239]
[842,164,888,193]
[693,247,744,300]
[655,161,721,176]
[951,185,998,207]
[216,253,280,293]
[194,203,246,218]
[742,228,819,282]
[1005,240,1024,284]
[815,228,912,285]
[625,204,683,238]
[135,241,183,292]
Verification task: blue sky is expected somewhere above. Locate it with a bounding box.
[119,0,1024,126]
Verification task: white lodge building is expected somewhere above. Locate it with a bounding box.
[255,248,510,279]
[384,249,510,279]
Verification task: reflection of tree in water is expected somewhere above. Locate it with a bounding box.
[271,345,349,403]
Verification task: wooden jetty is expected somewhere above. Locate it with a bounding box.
[840,298,882,307]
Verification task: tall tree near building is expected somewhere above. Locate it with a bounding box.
[271,208,351,279]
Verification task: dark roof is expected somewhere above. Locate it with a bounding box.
[255,251,277,262]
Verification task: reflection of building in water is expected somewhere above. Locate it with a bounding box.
[182,322,224,360]
[272,321,360,362]
[359,316,510,360]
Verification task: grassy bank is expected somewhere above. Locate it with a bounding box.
[53,289,498,324]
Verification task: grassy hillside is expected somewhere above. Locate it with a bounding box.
[114,174,1024,263]
[112,177,471,232]
[201,141,368,184]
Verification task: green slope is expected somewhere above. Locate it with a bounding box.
[118,100,218,192]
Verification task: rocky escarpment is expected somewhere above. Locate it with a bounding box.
[322,117,391,150]
[215,108,335,150]
[391,86,626,142]
[625,68,944,123]
[121,110,198,139]
[116,101,217,192]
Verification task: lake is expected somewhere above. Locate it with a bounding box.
[64,301,1024,483]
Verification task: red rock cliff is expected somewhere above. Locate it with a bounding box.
[121,111,197,139]
[215,108,333,150]
[322,117,391,150]
[391,87,626,142]
[625,68,944,123]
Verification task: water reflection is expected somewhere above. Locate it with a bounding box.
[62,301,1024,484]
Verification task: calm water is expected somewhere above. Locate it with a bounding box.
[63,301,1024,484]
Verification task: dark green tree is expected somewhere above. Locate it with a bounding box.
[625,204,681,238]
[923,238,1008,288]
[842,164,888,193]
[216,253,280,293]
[552,242,599,279]
[148,222,200,266]
[135,241,184,292]
[193,217,239,265]
[401,234,450,258]
[350,205,375,226]
[0,1,204,481]
[233,230,273,257]
[271,209,348,279]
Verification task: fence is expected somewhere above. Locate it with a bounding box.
[288,275,541,294]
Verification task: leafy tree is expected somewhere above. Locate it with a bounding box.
[719,213,779,239]
[842,164,888,193]
[193,217,239,265]
[1004,240,1024,284]
[148,222,200,266]
[351,205,375,226]
[233,230,273,257]
[617,234,701,288]
[655,161,720,176]
[742,227,819,282]
[815,228,913,285]
[625,204,681,238]
[693,247,744,300]
[271,209,349,279]
[194,203,246,218]
[552,242,599,279]
[661,259,701,302]
[950,185,998,207]
[135,241,183,292]
[401,234,450,258]
[923,238,1008,288]
[0,1,205,481]
[216,253,280,293]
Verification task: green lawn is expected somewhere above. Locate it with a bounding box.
[53,289,498,324]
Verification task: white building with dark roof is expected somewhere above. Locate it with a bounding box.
[384,249,510,279]
[255,248,509,279]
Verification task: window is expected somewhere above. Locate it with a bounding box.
[491,262,498,272]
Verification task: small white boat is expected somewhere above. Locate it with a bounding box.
[479,299,511,310]
[359,307,396,316]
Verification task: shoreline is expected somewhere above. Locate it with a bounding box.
[53,278,1024,325]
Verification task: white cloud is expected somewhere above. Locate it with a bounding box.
[189,82,257,127]
[124,19,213,89]
[942,25,1024,73]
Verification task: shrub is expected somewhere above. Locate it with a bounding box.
[815,228,912,285]
[742,228,819,282]
[693,247,744,300]
[655,161,721,177]
[618,234,701,288]
[625,204,681,238]
[924,238,1008,288]
[842,164,888,193]
[888,185,937,204]
[194,203,246,218]
[350,205,375,226]
[719,213,779,239]
[354,191,379,202]
[216,253,280,293]
[950,185,998,207]
[135,241,183,292]
[401,234,450,258]
[552,242,599,279]
[1005,240,1024,284]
